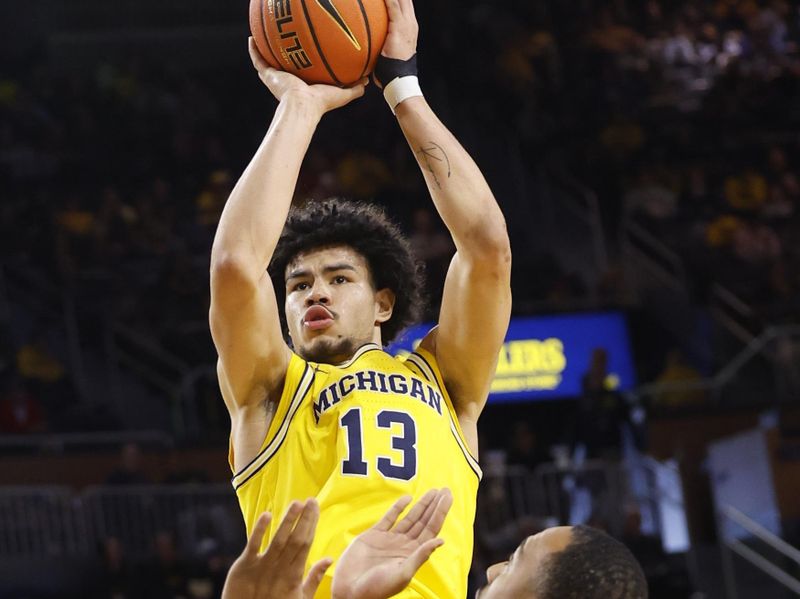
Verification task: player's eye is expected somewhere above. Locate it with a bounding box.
[333,275,347,284]
[292,282,310,292]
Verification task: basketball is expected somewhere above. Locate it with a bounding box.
[249,0,388,86]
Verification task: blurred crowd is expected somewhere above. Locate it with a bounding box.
[0,0,796,445]
[3,3,800,598]
[553,0,800,325]
[1,0,797,434]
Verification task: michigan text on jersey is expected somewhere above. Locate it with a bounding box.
[313,370,444,423]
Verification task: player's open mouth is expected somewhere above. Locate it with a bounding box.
[303,305,335,331]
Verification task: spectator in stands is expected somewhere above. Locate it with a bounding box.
[335,151,393,200]
[54,192,99,276]
[623,165,678,225]
[653,349,707,408]
[506,421,549,470]
[195,170,232,228]
[159,449,209,485]
[0,375,46,433]
[106,442,151,485]
[731,219,782,266]
[724,166,769,213]
[16,330,66,389]
[575,349,629,459]
[186,539,228,599]
[763,146,799,219]
[140,531,189,599]
[91,536,134,599]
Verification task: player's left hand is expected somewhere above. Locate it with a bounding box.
[222,499,333,599]
[331,488,453,599]
[381,0,418,60]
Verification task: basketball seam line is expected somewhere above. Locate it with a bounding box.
[260,0,283,70]
[299,0,344,86]
[354,0,371,80]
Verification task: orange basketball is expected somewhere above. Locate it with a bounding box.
[249,0,388,86]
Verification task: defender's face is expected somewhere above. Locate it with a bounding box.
[284,245,394,364]
[476,527,573,599]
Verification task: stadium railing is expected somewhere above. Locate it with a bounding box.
[622,219,687,291]
[0,484,243,560]
[710,283,759,345]
[619,216,717,362]
[718,505,800,598]
[542,169,610,295]
[0,430,174,453]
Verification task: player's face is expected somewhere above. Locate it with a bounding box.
[284,245,394,364]
[475,527,573,599]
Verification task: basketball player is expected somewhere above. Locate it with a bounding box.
[209,0,511,594]
[222,491,648,599]
[333,521,648,599]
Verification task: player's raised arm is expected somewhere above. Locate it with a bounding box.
[378,0,511,451]
[210,40,367,468]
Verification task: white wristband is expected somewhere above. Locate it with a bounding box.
[383,76,423,114]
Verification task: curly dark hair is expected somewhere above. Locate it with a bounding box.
[535,526,648,599]
[268,199,426,345]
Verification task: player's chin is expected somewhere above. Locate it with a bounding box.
[298,335,356,364]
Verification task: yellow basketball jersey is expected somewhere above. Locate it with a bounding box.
[230,342,481,599]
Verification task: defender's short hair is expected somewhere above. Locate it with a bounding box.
[535,526,648,599]
[268,199,426,345]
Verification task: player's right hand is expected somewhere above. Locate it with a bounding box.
[221,499,332,599]
[332,488,453,599]
[249,38,368,116]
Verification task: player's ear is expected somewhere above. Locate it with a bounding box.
[375,288,395,324]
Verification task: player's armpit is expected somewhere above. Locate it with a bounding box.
[426,248,511,424]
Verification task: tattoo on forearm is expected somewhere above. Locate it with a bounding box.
[416,142,451,190]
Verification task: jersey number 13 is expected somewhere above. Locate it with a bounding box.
[340,408,417,481]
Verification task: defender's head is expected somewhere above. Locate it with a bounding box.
[477,526,648,599]
[269,200,425,364]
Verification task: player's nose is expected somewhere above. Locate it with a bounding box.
[304,281,331,306]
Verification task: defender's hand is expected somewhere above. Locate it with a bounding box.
[222,500,333,599]
[249,38,367,116]
[381,0,418,60]
[332,489,453,599]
